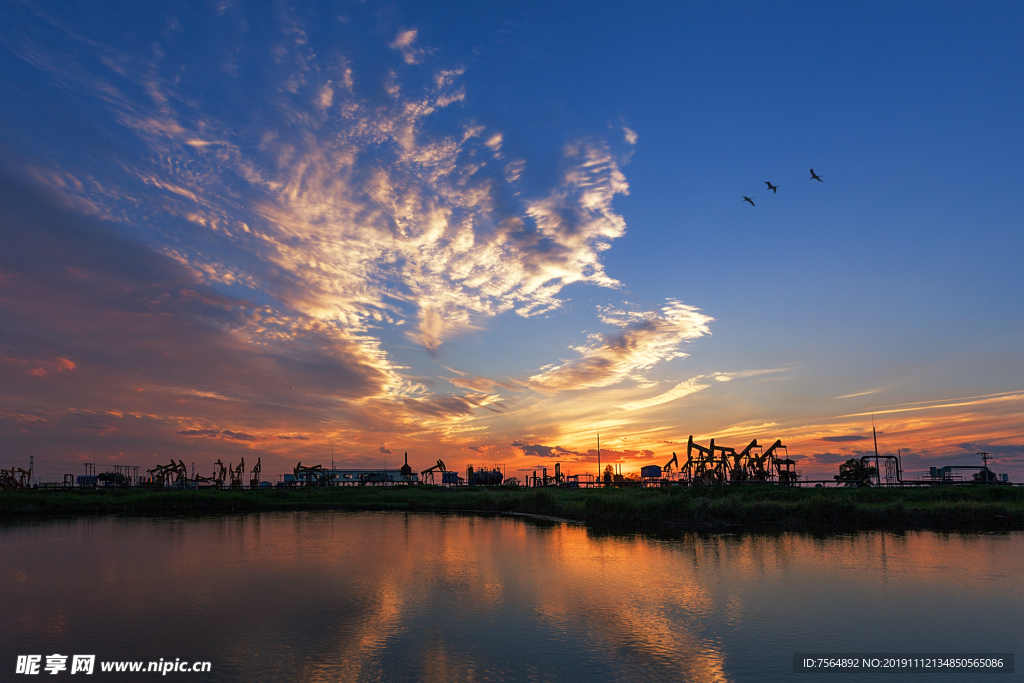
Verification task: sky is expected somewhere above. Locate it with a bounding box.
[1,0,1023,483]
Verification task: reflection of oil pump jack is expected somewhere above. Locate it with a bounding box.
[250,457,261,488]
[420,459,447,485]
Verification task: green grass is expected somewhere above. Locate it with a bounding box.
[2,484,1023,530]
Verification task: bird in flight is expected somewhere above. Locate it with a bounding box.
[742,196,755,207]
[765,181,777,193]
[810,169,823,182]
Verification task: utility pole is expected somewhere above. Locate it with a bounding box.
[979,452,991,483]
[29,455,34,487]
[872,416,881,487]
[597,433,601,487]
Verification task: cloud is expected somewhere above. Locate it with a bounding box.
[178,428,268,442]
[617,377,710,411]
[954,443,1024,457]
[443,367,520,392]
[5,356,77,378]
[511,440,554,458]
[511,440,655,464]
[179,429,221,437]
[820,435,869,442]
[0,5,687,475]
[220,430,264,441]
[389,29,424,64]
[808,452,857,465]
[529,300,712,393]
[379,446,394,454]
[834,389,881,399]
[842,391,1024,418]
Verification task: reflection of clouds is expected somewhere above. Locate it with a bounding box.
[6,514,1024,681]
[531,527,729,682]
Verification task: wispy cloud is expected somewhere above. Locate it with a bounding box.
[529,301,712,393]
[11,6,638,405]
[834,389,882,399]
[841,391,1024,418]
[617,377,710,411]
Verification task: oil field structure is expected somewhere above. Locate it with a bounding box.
[0,432,1016,492]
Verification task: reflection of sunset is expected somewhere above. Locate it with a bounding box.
[4,514,1024,681]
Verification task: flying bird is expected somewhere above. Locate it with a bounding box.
[765,182,777,193]
[742,196,755,207]
[810,169,823,182]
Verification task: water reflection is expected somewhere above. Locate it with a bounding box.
[2,514,1022,682]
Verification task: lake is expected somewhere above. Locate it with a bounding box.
[2,512,1020,681]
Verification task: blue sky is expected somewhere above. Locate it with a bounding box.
[1,1,1022,481]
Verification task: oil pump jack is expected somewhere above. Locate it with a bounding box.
[727,439,760,481]
[420,459,447,485]
[685,436,727,484]
[147,460,188,487]
[226,458,245,488]
[0,467,31,491]
[212,459,227,488]
[746,439,786,481]
[663,452,680,479]
[250,457,262,488]
[293,462,328,487]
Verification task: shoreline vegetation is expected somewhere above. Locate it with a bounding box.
[2,485,1024,530]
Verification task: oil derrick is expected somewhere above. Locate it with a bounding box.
[250,457,261,488]
[420,459,446,485]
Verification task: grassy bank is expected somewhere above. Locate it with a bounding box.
[3,484,1024,530]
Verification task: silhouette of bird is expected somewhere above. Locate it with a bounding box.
[810,169,823,182]
[765,182,777,193]
[742,196,755,207]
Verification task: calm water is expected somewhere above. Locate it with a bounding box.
[2,512,1021,682]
